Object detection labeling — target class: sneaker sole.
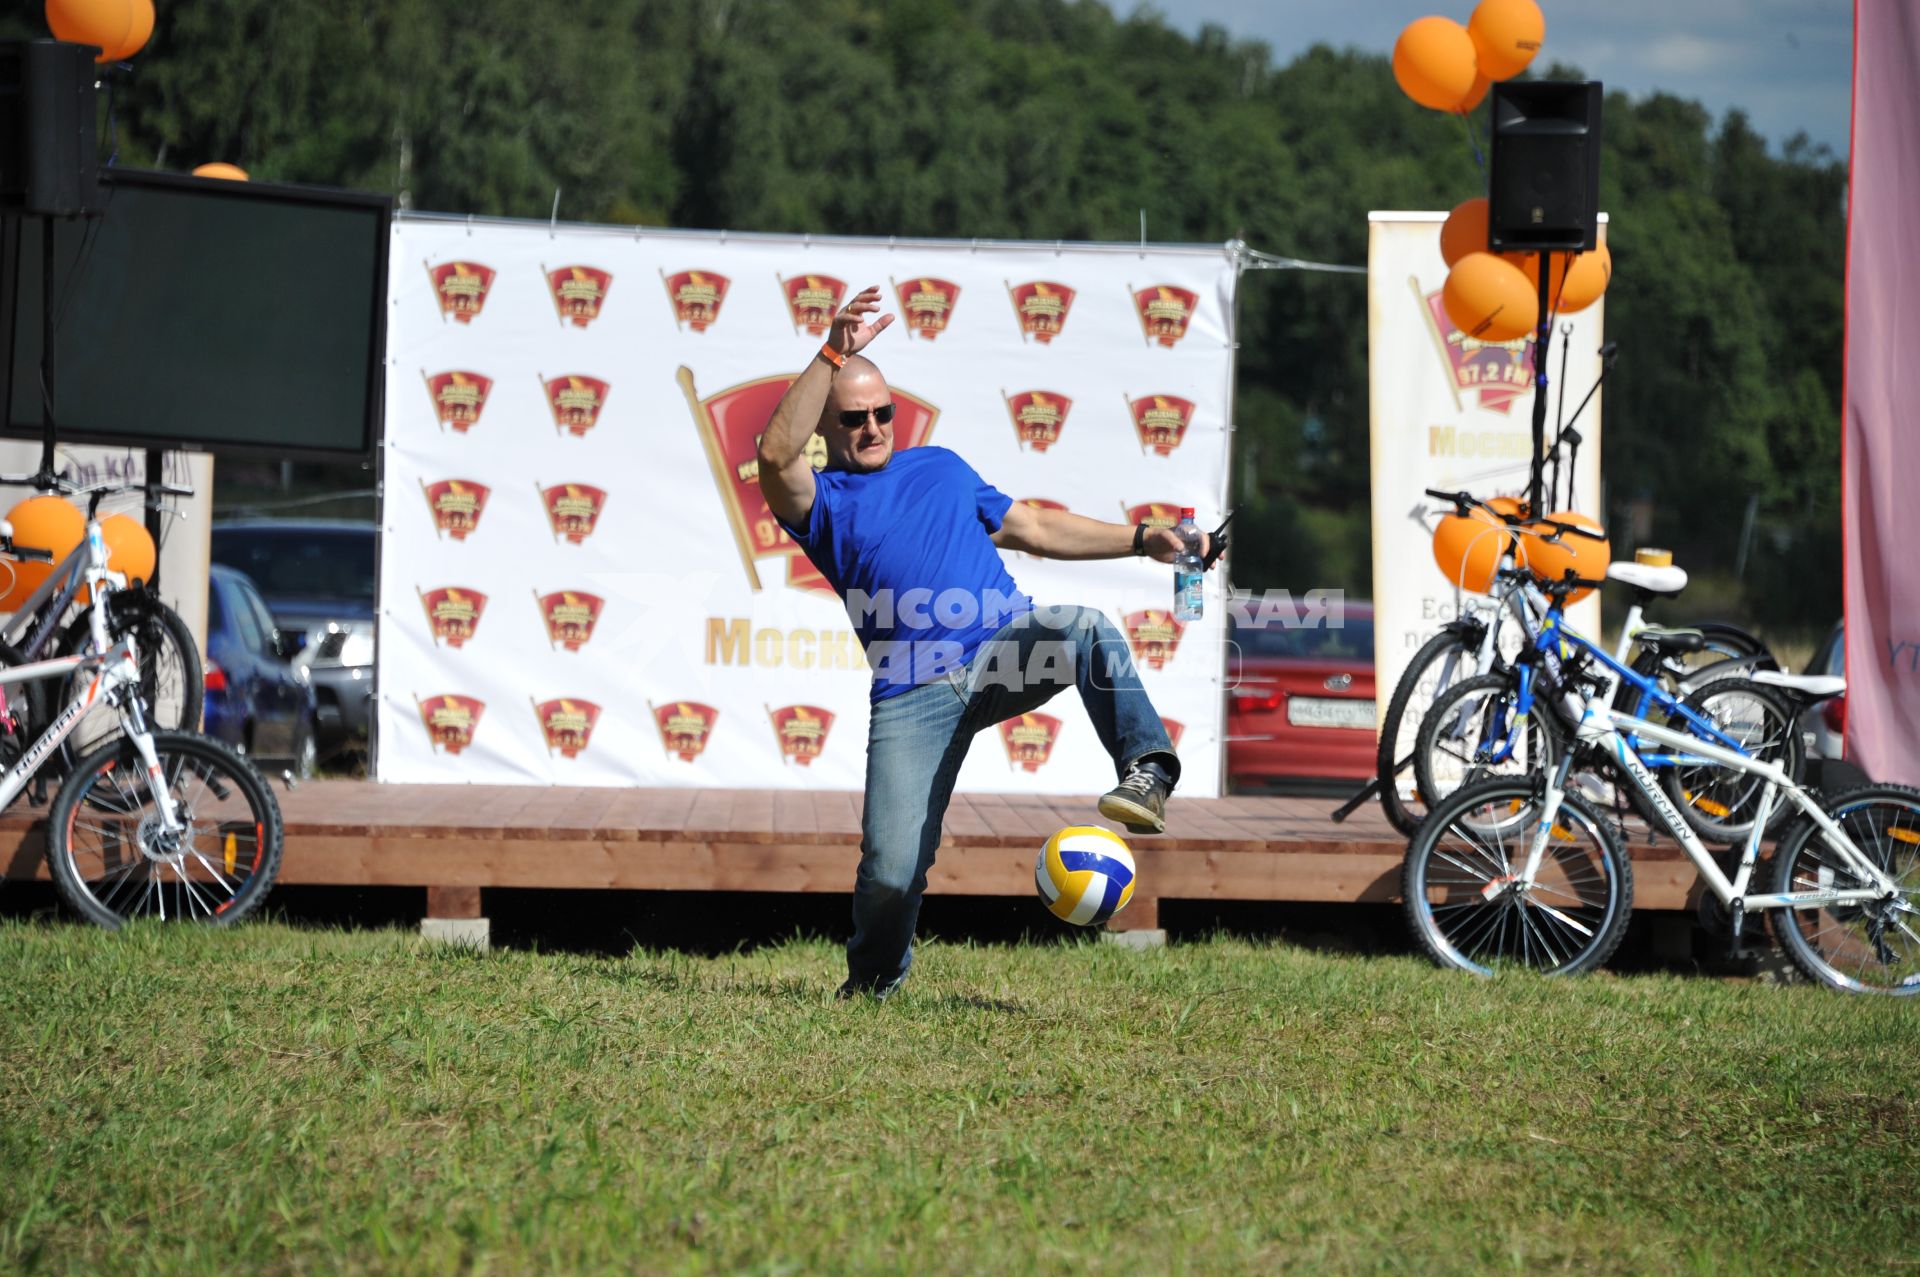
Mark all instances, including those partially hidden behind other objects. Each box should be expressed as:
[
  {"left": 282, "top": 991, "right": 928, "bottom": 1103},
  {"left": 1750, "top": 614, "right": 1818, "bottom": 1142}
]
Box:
[{"left": 1098, "top": 792, "right": 1166, "bottom": 835}]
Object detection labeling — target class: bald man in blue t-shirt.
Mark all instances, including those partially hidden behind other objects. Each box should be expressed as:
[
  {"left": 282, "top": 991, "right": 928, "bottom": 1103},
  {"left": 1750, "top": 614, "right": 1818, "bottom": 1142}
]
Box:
[{"left": 760, "top": 285, "right": 1214, "bottom": 999}]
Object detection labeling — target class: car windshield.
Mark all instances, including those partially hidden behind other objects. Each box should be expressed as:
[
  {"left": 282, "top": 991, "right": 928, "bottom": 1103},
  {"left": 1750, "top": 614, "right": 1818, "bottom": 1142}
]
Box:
[
  {"left": 211, "top": 530, "right": 375, "bottom": 607},
  {"left": 1230, "top": 619, "right": 1373, "bottom": 660}
]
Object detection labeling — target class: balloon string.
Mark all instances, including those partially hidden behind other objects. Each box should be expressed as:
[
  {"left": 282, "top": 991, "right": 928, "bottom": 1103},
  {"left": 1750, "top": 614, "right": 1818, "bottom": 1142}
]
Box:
[{"left": 1457, "top": 111, "right": 1487, "bottom": 180}]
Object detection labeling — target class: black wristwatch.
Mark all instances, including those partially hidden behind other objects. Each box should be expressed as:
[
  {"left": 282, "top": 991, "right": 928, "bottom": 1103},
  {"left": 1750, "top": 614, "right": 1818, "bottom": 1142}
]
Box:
[{"left": 1131, "top": 523, "right": 1148, "bottom": 556}]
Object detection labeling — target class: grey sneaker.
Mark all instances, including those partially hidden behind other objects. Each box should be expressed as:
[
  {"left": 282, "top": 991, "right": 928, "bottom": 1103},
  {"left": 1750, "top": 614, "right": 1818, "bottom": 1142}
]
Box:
[
  {"left": 836, "top": 975, "right": 904, "bottom": 1002},
  {"left": 1099, "top": 765, "right": 1170, "bottom": 835}
]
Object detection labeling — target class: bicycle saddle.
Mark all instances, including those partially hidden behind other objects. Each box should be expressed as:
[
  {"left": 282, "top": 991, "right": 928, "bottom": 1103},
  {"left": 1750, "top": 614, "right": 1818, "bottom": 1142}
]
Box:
[
  {"left": 1606, "top": 560, "right": 1688, "bottom": 596},
  {"left": 1636, "top": 627, "right": 1707, "bottom": 654},
  {"left": 1753, "top": 670, "right": 1846, "bottom": 699}
]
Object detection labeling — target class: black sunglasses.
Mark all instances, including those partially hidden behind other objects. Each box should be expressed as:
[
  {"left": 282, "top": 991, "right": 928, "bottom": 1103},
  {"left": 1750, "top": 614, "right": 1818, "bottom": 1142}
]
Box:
[{"left": 836, "top": 403, "right": 896, "bottom": 429}]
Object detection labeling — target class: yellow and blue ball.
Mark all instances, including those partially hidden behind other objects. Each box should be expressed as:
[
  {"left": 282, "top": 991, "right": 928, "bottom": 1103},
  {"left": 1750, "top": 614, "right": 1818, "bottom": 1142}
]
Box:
[{"left": 1036, "top": 825, "right": 1136, "bottom": 926}]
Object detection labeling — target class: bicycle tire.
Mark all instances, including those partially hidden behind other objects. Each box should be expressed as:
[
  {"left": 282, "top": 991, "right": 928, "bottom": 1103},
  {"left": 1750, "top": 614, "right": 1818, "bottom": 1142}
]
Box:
[
  {"left": 1376, "top": 626, "right": 1479, "bottom": 836},
  {"left": 1769, "top": 784, "right": 1920, "bottom": 995},
  {"left": 46, "top": 730, "right": 283, "bottom": 929},
  {"left": 1659, "top": 677, "right": 1804, "bottom": 844},
  {"left": 1402, "top": 777, "right": 1633, "bottom": 977},
  {"left": 57, "top": 588, "right": 205, "bottom": 770},
  {"left": 1413, "top": 670, "right": 1563, "bottom": 815}
]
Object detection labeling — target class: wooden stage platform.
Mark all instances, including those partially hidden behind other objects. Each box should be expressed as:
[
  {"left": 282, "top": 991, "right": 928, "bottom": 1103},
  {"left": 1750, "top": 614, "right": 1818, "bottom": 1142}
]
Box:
[{"left": 0, "top": 781, "right": 1705, "bottom": 930}]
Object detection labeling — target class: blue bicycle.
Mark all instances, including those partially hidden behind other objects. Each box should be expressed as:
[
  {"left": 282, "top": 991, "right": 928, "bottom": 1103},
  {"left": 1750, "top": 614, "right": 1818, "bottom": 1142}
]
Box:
[{"left": 1413, "top": 565, "right": 1803, "bottom": 846}]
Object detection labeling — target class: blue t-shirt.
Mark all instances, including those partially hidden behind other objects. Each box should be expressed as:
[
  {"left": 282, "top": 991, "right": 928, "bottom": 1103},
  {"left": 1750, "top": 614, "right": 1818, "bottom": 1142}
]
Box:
[{"left": 777, "top": 446, "right": 1033, "bottom": 701}]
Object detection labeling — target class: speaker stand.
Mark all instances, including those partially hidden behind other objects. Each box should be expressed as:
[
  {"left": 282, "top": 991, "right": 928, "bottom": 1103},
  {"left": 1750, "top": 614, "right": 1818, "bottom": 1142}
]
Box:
[{"left": 1527, "top": 250, "right": 1552, "bottom": 516}]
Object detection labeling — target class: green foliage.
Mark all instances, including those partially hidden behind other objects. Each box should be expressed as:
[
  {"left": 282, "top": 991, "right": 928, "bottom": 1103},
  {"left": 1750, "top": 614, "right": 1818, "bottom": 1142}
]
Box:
[
  {"left": 2, "top": 923, "right": 1916, "bottom": 1274},
  {"left": 3, "top": 3, "right": 1845, "bottom": 623}
]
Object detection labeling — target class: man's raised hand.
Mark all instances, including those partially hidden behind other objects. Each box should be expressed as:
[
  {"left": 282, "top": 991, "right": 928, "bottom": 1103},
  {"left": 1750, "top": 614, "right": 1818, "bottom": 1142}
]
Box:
[{"left": 829, "top": 285, "right": 896, "bottom": 356}]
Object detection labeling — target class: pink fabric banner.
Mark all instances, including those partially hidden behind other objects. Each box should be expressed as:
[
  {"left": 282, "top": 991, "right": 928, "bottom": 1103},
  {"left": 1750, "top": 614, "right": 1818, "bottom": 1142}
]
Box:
[{"left": 1842, "top": 0, "right": 1920, "bottom": 784}]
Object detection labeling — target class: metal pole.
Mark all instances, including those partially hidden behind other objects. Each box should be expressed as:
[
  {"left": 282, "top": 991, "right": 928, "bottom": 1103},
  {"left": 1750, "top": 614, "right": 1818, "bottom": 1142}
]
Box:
[
  {"left": 144, "top": 446, "right": 165, "bottom": 592},
  {"left": 1528, "top": 250, "right": 1552, "bottom": 516},
  {"left": 38, "top": 216, "right": 55, "bottom": 481}
]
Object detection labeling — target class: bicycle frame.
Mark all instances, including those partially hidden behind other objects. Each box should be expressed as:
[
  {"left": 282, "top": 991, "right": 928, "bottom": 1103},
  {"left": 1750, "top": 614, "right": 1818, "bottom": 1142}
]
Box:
[
  {"left": 1, "top": 516, "right": 125, "bottom": 660},
  {"left": 1515, "top": 698, "right": 1897, "bottom": 914}
]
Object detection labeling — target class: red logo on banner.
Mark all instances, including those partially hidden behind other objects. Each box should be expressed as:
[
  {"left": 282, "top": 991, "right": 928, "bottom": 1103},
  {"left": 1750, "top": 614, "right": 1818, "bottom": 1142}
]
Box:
[
  {"left": 1131, "top": 283, "right": 1198, "bottom": 348},
  {"left": 421, "top": 479, "right": 490, "bottom": 540},
  {"left": 653, "top": 701, "right": 719, "bottom": 763},
  {"left": 417, "top": 694, "right": 485, "bottom": 754},
  {"left": 780, "top": 273, "right": 848, "bottom": 337},
  {"left": 418, "top": 586, "right": 487, "bottom": 648},
  {"left": 1420, "top": 287, "right": 1533, "bottom": 414},
  {"left": 535, "top": 590, "right": 605, "bottom": 651},
  {"left": 534, "top": 697, "right": 601, "bottom": 759},
  {"left": 545, "top": 264, "right": 614, "bottom": 328},
  {"left": 1123, "top": 609, "right": 1186, "bottom": 670},
  {"left": 1122, "top": 501, "right": 1183, "bottom": 532},
  {"left": 678, "top": 367, "right": 940, "bottom": 594},
  {"left": 892, "top": 277, "right": 961, "bottom": 340},
  {"left": 1003, "top": 390, "right": 1073, "bottom": 452},
  {"left": 541, "top": 373, "right": 611, "bottom": 437},
  {"left": 1127, "top": 393, "right": 1196, "bottom": 457},
  {"left": 769, "top": 704, "right": 836, "bottom": 766},
  {"left": 425, "top": 261, "right": 495, "bottom": 324},
  {"left": 998, "top": 712, "right": 1063, "bottom": 773},
  {"left": 537, "top": 482, "right": 608, "bottom": 544},
  {"left": 422, "top": 370, "right": 494, "bottom": 434},
  {"left": 1006, "top": 280, "right": 1077, "bottom": 343},
  {"left": 1161, "top": 717, "right": 1185, "bottom": 751},
  {"left": 662, "top": 269, "right": 730, "bottom": 331}
]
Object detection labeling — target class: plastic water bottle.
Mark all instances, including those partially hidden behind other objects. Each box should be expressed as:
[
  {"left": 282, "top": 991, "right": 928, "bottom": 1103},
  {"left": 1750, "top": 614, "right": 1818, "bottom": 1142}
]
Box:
[{"left": 1173, "top": 507, "right": 1204, "bottom": 621}]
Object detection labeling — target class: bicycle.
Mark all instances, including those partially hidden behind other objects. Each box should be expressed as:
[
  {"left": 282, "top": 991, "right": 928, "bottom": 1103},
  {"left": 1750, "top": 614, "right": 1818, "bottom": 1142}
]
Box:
[
  {"left": 0, "top": 514, "right": 282, "bottom": 927},
  {"left": 0, "top": 472, "right": 204, "bottom": 773},
  {"left": 1402, "top": 577, "right": 1917, "bottom": 995},
  {"left": 1412, "top": 563, "right": 1803, "bottom": 844},
  {"left": 1355, "top": 490, "right": 1775, "bottom": 835}
]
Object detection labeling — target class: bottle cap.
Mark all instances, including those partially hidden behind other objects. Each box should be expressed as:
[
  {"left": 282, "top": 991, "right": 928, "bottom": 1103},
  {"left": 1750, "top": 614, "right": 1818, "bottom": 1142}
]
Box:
[
  {"left": 1634, "top": 547, "right": 1673, "bottom": 567},
  {"left": 1179, "top": 507, "right": 1195, "bottom": 519}
]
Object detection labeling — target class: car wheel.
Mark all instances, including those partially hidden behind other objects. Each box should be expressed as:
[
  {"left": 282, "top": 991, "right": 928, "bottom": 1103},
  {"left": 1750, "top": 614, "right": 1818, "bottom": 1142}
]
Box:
[{"left": 294, "top": 717, "right": 319, "bottom": 781}]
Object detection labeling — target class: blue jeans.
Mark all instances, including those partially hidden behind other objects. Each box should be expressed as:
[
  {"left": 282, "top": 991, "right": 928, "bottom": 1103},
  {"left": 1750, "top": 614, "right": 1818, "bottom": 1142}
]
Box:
[{"left": 846, "top": 604, "right": 1178, "bottom": 991}]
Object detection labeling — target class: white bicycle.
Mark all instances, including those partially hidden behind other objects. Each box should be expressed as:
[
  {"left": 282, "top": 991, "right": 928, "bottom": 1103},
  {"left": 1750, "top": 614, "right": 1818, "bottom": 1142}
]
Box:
[
  {"left": 1403, "top": 579, "right": 1918, "bottom": 994},
  {"left": 0, "top": 501, "right": 283, "bottom": 928}
]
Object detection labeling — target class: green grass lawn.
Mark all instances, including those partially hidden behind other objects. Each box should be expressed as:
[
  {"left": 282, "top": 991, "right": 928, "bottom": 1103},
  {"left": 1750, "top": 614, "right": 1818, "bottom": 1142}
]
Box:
[{"left": 1, "top": 923, "right": 1914, "bottom": 1276}]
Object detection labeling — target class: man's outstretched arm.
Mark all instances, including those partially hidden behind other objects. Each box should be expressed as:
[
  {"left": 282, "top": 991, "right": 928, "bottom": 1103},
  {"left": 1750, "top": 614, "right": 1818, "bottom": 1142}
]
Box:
[
  {"left": 757, "top": 285, "right": 893, "bottom": 528},
  {"left": 993, "top": 503, "right": 1211, "bottom": 563}
]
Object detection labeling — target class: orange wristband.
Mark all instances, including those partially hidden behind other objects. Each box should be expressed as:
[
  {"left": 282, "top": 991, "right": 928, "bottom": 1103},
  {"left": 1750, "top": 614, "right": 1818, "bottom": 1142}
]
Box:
[{"left": 817, "top": 344, "right": 845, "bottom": 370}]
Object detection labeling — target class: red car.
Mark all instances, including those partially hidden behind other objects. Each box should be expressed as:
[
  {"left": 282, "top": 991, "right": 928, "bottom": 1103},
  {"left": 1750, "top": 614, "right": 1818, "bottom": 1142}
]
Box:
[{"left": 1226, "top": 599, "right": 1376, "bottom": 789}]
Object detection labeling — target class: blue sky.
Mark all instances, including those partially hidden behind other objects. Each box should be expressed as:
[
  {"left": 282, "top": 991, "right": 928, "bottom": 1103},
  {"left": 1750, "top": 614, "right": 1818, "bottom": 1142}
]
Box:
[{"left": 1135, "top": 0, "right": 1853, "bottom": 157}]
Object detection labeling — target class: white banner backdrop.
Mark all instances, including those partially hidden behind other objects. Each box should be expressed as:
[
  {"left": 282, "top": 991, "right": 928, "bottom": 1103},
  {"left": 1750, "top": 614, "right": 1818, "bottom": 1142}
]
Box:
[
  {"left": 1367, "top": 212, "right": 1606, "bottom": 712},
  {"left": 378, "top": 215, "right": 1237, "bottom": 794}
]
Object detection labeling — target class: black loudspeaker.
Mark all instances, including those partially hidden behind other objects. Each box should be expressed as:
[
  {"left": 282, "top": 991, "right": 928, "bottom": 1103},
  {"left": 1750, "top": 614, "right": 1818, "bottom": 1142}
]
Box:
[
  {"left": 0, "top": 41, "right": 100, "bottom": 216},
  {"left": 1488, "top": 80, "right": 1602, "bottom": 253}
]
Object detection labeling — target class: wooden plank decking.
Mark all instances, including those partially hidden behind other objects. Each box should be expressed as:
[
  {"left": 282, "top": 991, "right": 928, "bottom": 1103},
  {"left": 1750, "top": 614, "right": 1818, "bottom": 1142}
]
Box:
[{"left": 0, "top": 781, "right": 1707, "bottom": 924}]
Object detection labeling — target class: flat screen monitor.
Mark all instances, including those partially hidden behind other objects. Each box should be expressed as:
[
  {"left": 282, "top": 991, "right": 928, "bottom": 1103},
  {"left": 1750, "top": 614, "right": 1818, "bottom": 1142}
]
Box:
[{"left": 3, "top": 168, "right": 391, "bottom": 456}]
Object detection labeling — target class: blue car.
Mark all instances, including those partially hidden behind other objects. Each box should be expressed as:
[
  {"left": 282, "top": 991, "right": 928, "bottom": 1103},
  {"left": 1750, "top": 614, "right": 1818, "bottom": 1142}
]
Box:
[{"left": 205, "top": 564, "right": 320, "bottom": 779}]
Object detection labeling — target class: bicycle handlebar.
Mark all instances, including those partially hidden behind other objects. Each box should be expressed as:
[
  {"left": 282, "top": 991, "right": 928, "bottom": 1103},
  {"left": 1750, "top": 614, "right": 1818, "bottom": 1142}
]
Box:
[{"left": 1423, "top": 488, "right": 1605, "bottom": 542}]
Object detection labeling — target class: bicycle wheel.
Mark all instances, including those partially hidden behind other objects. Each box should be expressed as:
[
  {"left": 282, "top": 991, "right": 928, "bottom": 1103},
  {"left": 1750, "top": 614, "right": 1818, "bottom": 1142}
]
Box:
[
  {"left": 1403, "top": 778, "right": 1633, "bottom": 977},
  {"left": 1770, "top": 785, "right": 1920, "bottom": 995},
  {"left": 1376, "top": 625, "right": 1481, "bottom": 836},
  {"left": 58, "top": 588, "right": 205, "bottom": 767},
  {"left": 1413, "top": 671, "right": 1561, "bottom": 815},
  {"left": 1660, "top": 678, "right": 1804, "bottom": 844},
  {"left": 46, "top": 730, "right": 283, "bottom": 929}
]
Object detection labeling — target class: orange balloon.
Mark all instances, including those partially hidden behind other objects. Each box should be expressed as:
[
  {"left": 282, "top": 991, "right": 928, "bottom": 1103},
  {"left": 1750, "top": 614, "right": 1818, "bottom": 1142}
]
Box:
[
  {"left": 1433, "top": 507, "right": 1519, "bottom": 594},
  {"left": 45, "top": 0, "right": 133, "bottom": 63},
  {"left": 1523, "top": 512, "right": 1610, "bottom": 604},
  {"left": 192, "top": 163, "right": 250, "bottom": 181},
  {"left": 1458, "top": 73, "right": 1491, "bottom": 112},
  {"left": 1443, "top": 252, "right": 1538, "bottom": 343},
  {"left": 1486, "top": 495, "right": 1531, "bottom": 522},
  {"left": 1393, "top": 17, "right": 1479, "bottom": 113},
  {"left": 2, "top": 495, "right": 85, "bottom": 612},
  {"left": 103, "top": 0, "right": 153, "bottom": 60},
  {"left": 78, "top": 513, "right": 157, "bottom": 602},
  {"left": 1439, "top": 198, "right": 1489, "bottom": 267},
  {"left": 1520, "top": 243, "right": 1613, "bottom": 314},
  {"left": 1468, "top": 0, "right": 1545, "bottom": 81}
]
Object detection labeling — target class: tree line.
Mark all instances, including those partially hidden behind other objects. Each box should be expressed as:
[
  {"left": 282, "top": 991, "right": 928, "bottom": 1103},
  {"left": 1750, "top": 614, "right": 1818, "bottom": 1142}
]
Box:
[{"left": 1, "top": 0, "right": 1847, "bottom": 624}]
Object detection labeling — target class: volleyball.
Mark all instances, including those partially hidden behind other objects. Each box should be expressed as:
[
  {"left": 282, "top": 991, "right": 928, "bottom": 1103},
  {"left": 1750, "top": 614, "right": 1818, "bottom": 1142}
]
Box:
[{"left": 1035, "top": 825, "right": 1136, "bottom": 926}]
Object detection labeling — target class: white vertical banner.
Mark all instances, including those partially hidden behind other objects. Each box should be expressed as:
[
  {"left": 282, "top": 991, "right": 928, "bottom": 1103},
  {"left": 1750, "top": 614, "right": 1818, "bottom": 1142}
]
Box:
[
  {"left": 377, "top": 216, "right": 1237, "bottom": 794},
  {"left": 1366, "top": 212, "right": 1606, "bottom": 709}
]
